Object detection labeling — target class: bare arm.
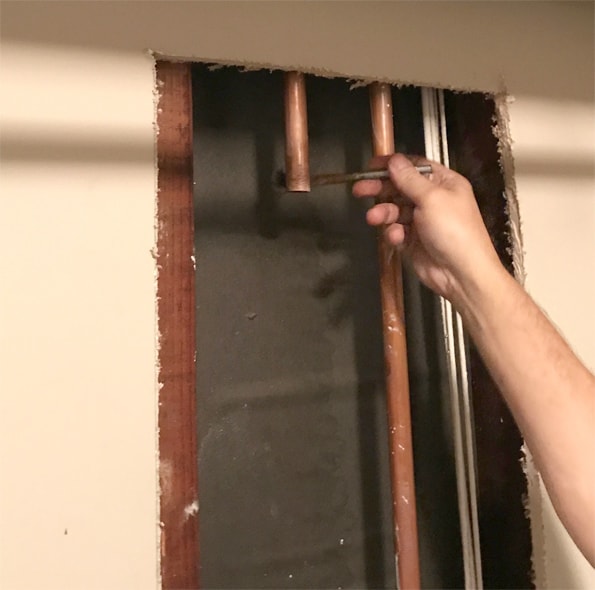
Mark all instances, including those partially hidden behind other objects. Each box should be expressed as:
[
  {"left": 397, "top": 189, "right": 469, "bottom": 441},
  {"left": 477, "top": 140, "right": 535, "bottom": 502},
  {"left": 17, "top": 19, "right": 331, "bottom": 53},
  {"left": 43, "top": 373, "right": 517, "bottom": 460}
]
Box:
[{"left": 354, "top": 154, "right": 595, "bottom": 565}]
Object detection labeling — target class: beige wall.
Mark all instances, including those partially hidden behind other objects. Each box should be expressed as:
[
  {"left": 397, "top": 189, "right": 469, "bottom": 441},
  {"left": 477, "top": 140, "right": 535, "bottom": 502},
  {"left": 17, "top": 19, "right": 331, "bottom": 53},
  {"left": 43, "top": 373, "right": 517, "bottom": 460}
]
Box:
[
  {"left": 0, "top": 43, "right": 159, "bottom": 590},
  {"left": 507, "top": 95, "right": 595, "bottom": 588},
  {"left": 1, "top": 2, "right": 593, "bottom": 589}
]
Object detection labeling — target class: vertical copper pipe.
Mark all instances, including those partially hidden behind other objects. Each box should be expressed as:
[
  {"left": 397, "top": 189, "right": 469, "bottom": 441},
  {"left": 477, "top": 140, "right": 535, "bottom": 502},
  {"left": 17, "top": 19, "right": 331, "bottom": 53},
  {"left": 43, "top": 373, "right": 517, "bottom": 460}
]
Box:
[
  {"left": 369, "top": 82, "right": 420, "bottom": 589},
  {"left": 284, "top": 71, "right": 310, "bottom": 191}
]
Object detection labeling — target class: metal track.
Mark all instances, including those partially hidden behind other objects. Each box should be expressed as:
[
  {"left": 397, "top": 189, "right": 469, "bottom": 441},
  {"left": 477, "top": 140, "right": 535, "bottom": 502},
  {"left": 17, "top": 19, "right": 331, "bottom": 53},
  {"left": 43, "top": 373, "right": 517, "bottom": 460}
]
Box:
[{"left": 421, "top": 87, "right": 484, "bottom": 590}]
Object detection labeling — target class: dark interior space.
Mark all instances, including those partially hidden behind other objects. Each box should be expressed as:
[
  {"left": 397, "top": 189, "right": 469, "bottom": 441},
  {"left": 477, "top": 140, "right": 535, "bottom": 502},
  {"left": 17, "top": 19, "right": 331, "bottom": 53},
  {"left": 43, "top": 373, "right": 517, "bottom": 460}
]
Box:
[
  {"left": 445, "top": 93, "right": 534, "bottom": 589},
  {"left": 191, "top": 65, "right": 512, "bottom": 589}
]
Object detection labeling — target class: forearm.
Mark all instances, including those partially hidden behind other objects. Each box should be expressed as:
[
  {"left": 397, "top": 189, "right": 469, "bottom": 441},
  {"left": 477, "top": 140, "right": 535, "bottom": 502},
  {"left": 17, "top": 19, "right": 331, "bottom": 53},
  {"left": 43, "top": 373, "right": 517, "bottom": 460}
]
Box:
[
  {"left": 354, "top": 154, "right": 595, "bottom": 562},
  {"left": 454, "top": 265, "right": 595, "bottom": 565}
]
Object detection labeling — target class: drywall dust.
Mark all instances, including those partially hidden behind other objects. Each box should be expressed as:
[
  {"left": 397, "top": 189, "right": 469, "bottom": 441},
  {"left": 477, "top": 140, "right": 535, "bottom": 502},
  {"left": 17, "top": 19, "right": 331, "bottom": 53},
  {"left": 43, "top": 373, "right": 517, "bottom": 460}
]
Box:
[
  {"left": 183, "top": 500, "right": 199, "bottom": 521},
  {"left": 158, "top": 458, "right": 174, "bottom": 505},
  {"left": 492, "top": 93, "right": 526, "bottom": 285}
]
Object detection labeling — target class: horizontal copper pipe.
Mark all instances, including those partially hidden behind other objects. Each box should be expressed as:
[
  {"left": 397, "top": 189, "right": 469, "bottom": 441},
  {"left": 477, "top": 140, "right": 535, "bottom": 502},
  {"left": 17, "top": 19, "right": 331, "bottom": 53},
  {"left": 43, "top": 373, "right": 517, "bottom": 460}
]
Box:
[
  {"left": 283, "top": 71, "right": 310, "bottom": 192},
  {"left": 369, "top": 81, "right": 421, "bottom": 590}
]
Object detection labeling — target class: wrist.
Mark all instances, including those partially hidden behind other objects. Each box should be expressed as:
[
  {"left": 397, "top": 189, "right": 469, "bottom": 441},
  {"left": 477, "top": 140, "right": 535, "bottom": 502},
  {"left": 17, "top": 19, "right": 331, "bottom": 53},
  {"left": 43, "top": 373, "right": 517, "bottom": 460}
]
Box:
[{"left": 449, "top": 258, "right": 513, "bottom": 325}]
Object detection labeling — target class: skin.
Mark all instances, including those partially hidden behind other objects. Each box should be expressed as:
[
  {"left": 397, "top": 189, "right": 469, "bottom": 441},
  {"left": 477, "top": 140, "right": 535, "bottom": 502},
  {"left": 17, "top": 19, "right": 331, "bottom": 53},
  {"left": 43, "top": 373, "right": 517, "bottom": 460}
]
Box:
[{"left": 353, "top": 153, "right": 595, "bottom": 566}]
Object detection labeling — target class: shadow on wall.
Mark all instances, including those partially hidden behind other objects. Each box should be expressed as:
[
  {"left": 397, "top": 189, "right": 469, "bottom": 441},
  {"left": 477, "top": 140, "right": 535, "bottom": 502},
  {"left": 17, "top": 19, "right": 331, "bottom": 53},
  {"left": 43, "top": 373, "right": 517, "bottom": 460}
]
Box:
[{"left": 0, "top": 132, "right": 153, "bottom": 163}]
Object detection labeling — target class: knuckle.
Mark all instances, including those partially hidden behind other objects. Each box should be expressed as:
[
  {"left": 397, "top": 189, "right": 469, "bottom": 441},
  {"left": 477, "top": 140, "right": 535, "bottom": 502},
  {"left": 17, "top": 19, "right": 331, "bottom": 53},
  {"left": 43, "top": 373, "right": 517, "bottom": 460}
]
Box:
[{"left": 459, "top": 177, "right": 473, "bottom": 192}]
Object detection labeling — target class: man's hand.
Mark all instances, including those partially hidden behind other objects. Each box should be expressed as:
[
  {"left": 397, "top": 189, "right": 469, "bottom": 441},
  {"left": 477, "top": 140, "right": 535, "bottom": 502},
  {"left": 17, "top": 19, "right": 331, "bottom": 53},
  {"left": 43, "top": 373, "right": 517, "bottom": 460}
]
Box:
[
  {"left": 353, "top": 153, "right": 504, "bottom": 307},
  {"left": 354, "top": 153, "right": 595, "bottom": 566}
]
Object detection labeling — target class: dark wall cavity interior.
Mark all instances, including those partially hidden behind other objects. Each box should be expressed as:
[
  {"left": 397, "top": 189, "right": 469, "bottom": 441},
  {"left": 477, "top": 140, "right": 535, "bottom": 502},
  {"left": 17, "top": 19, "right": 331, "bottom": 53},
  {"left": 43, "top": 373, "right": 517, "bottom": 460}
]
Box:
[
  {"left": 191, "top": 65, "right": 506, "bottom": 589},
  {"left": 445, "top": 93, "right": 533, "bottom": 589}
]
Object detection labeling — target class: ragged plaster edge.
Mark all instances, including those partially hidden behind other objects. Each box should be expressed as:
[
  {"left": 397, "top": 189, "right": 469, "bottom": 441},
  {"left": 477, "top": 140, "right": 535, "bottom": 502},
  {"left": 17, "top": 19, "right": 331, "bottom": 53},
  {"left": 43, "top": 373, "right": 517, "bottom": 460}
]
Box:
[
  {"left": 522, "top": 445, "right": 547, "bottom": 589},
  {"left": 492, "top": 93, "right": 525, "bottom": 286},
  {"left": 150, "top": 50, "right": 163, "bottom": 590},
  {"left": 493, "top": 91, "right": 547, "bottom": 589},
  {"left": 151, "top": 51, "right": 494, "bottom": 95}
]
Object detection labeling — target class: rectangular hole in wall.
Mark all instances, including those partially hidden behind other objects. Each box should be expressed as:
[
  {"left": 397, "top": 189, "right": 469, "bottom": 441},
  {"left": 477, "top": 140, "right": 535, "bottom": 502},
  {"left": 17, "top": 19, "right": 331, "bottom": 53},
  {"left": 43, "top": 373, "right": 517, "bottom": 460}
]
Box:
[
  {"left": 191, "top": 64, "right": 465, "bottom": 589},
  {"left": 188, "top": 64, "right": 532, "bottom": 589}
]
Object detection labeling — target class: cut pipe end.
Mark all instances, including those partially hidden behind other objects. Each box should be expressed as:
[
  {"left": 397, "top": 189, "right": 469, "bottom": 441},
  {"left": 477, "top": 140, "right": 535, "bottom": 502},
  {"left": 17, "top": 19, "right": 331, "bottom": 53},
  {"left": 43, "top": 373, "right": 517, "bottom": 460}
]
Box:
[
  {"left": 284, "top": 175, "right": 311, "bottom": 192},
  {"left": 272, "top": 170, "right": 310, "bottom": 193},
  {"left": 284, "top": 71, "right": 310, "bottom": 192}
]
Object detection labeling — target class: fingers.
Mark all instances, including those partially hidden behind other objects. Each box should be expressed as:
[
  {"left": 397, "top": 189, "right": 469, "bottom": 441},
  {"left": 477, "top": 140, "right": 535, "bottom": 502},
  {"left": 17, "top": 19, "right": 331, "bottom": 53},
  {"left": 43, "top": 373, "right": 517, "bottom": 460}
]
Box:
[
  {"left": 385, "top": 223, "right": 406, "bottom": 247},
  {"left": 387, "top": 154, "right": 436, "bottom": 205},
  {"left": 352, "top": 156, "right": 394, "bottom": 198},
  {"left": 367, "top": 155, "right": 392, "bottom": 170},
  {"left": 389, "top": 153, "right": 469, "bottom": 198},
  {"left": 354, "top": 152, "right": 473, "bottom": 217},
  {"left": 353, "top": 153, "right": 447, "bottom": 202},
  {"left": 366, "top": 203, "right": 413, "bottom": 226},
  {"left": 353, "top": 179, "right": 409, "bottom": 209},
  {"left": 352, "top": 178, "right": 382, "bottom": 198},
  {"left": 353, "top": 154, "right": 398, "bottom": 198}
]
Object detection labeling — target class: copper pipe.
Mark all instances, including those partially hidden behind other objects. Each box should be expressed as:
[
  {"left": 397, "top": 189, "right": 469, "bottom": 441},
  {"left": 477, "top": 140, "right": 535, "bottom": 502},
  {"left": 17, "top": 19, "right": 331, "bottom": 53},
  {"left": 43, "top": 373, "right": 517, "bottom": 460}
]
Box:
[
  {"left": 283, "top": 71, "right": 310, "bottom": 192},
  {"left": 369, "top": 82, "right": 420, "bottom": 589}
]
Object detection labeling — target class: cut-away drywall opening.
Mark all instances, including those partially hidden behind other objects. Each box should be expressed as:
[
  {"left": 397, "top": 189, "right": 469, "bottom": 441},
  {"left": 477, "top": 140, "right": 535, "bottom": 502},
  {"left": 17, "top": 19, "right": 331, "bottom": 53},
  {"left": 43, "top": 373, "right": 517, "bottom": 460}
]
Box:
[
  {"left": 156, "top": 60, "right": 533, "bottom": 589},
  {"left": 192, "top": 65, "right": 465, "bottom": 590}
]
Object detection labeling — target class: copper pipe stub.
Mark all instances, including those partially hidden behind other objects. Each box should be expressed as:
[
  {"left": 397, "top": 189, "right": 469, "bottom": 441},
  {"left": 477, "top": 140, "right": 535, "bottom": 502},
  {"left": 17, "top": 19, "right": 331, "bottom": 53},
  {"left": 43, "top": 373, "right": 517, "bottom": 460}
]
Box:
[
  {"left": 369, "top": 82, "right": 396, "bottom": 156},
  {"left": 283, "top": 71, "right": 310, "bottom": 192}
]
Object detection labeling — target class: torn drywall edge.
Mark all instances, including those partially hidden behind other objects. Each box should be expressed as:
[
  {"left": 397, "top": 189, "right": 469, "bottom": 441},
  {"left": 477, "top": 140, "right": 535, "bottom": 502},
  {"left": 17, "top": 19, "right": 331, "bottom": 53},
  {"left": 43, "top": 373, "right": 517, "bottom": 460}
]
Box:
[
  {"left": 150, "top": 51, "right": 496, "bottom": 96},
  {"left": 492, "top": 93, "right": 525, "bottom": 285},
  {"left": 152, "top": 54, "right": 539, "bottom": 586},
  {"left": 151, "top": 51, "right": 163, "bottom": 590},
  {"left": 493, "top": 91, "right": 546, "bottom": 589},
  {"left": 522, "top": 444, "right": 547, "bottom": 589}
]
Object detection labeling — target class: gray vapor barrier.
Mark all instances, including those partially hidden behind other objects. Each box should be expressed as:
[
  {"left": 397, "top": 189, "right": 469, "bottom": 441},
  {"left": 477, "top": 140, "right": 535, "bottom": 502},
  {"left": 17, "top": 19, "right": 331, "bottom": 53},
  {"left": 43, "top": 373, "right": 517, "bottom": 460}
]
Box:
[{"left": 192, "top": 65, "right": 463, "bottom": 589}]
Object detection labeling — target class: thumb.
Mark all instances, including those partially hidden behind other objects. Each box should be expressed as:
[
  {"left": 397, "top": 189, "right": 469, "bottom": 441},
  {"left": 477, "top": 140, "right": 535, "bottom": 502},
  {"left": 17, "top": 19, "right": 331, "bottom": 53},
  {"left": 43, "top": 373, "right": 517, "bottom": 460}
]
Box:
[{"left": 388, "top": 154, "right": 434, "bottom": 206}]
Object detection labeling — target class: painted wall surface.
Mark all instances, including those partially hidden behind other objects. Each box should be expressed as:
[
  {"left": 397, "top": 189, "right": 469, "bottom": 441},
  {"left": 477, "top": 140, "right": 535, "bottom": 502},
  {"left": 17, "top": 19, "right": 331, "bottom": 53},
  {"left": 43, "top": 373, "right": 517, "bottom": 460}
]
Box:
[
  {"left": 0, "top": 2, "right": 593, "bottom": 589},
  {"left": 507, "top": 96, "right": 595, "bottom": 589},
  {"left": 0, "top": 43, "right": 159, "bottom": 590}
]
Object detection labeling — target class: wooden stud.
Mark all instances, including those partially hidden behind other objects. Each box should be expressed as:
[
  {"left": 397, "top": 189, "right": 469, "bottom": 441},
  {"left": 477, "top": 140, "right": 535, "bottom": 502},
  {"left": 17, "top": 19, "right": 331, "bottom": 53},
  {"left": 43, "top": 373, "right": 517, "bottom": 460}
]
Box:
[
  {"left": 284, "top": 71, "right": 311, "bottom": 192},
  {"left": 156, "top": 60, "right": 199, "bottom": 590},
  {"left": 369, "top": 82, "right": 421, "bottom": 590}
]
